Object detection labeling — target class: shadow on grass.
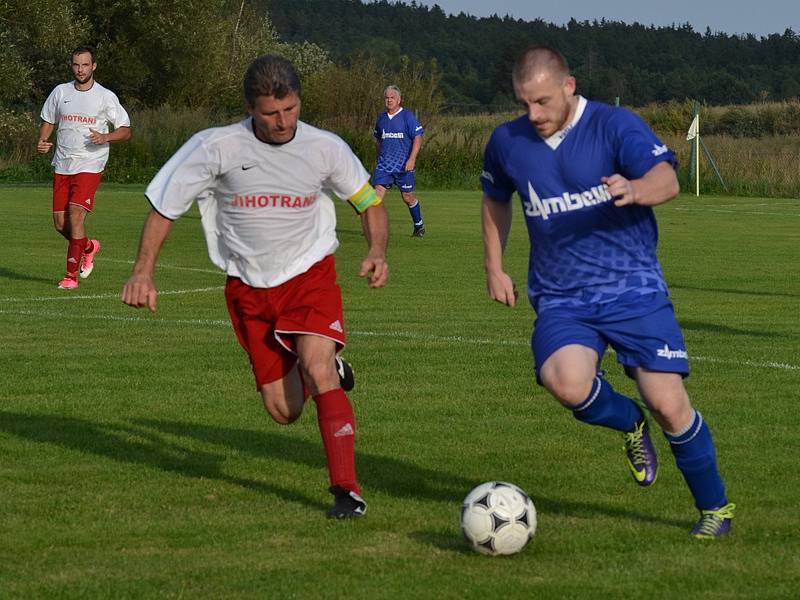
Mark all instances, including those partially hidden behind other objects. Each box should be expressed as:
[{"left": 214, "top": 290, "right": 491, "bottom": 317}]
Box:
[
  {"left": 0, "top": 411, "right": 325, "bottom": 512},
  {"left": 0, "top": 411, "right": 688, "bottom": 532},
  {"left": 410, "top": 529, "right": 474, "bottom": 556},
  {"left": 671, "top": 283, "right": 796, "bottom": 300},
  {"left": 134, "top": 417, "right": 475, "bottom": 504},
  {"left": 680, "top": 318, "right": 787, "bottom": 338},
  {"left": 0, "top": 266, "right": 53, "bottom": 285},
  {"left": 411, "top": 492, "right": 688, "bottom": 555}
]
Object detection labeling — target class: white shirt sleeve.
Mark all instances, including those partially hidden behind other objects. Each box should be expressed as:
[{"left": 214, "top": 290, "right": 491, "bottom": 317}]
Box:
[
  {"left": 145, "top": 130, "right": 219, "bottom": 220},
  {"left": 325, "top": 138, "right": 371, "bottom": 200},
  {"left": 40, "top": 87, "right": 60, "bottom": 124},
  {"left": 104, "top": 91, "right": 131, "bottom": 129}
]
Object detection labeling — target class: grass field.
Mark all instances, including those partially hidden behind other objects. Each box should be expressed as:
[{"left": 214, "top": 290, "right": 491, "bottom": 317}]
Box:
[{"left": 1, "top": 185, "right": 799, "bottom": 598}]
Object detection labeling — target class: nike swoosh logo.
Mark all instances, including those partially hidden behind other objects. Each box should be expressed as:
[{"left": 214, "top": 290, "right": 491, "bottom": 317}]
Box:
[
  {"left": 242, "top": 163, "right": 257, "bottom": 170},
  {"left": 631, "top": 465, "right": 647, "bottom": 482},
  {"left": 64, "top": 100, "right": 72, "bottom": 103}
]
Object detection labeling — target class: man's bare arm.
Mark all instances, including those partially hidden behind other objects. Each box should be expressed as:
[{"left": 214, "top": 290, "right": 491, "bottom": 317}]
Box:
[{"left": 120, "top": 208, "right": 174, "bottom": 312}]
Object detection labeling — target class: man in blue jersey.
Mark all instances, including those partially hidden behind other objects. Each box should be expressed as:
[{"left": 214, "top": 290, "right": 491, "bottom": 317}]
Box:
[
  {"left": 481, "top": 45, "right": 734, "bottom": 539},
  {"left": 373, "top": 85, "right": 426, "bottom": 237}
]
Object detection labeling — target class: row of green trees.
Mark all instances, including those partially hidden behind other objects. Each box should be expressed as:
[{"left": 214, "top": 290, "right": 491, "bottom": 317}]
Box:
[
  {"left": 0, "top": 0, "right": 442, "bottom": 173},
  {"left": 0, "top": 0, "right": 333, "bottom": 110},
  {"left": 264, "top": 0, "right": 800, "bottom": 109}
]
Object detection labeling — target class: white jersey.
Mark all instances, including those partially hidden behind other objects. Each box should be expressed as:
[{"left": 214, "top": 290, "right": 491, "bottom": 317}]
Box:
[
  {"left": 40, "top": 81, "right": 130, "bottom": 175},
  {"left": 146, "top": 119, "right": 371, "bottom": 288}
]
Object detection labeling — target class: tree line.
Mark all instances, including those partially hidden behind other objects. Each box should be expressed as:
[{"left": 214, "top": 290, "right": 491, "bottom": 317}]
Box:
[
  {"left": 0, "top": 0, "right": 444, "bottom": 122},
  {"left": 263, "top": 0, "right": 800, "bottom": 110},
  {"left": 4, "top": 0, "right": 799, "bottom": 114}
]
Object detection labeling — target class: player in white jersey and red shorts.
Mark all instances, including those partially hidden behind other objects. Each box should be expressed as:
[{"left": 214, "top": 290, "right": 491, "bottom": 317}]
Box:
[
  {"left": 121, "top": 55, "right": 389, "bottom": 519},
  {"left": 38, "top": 45, "right": 131, "bottom": 289}
]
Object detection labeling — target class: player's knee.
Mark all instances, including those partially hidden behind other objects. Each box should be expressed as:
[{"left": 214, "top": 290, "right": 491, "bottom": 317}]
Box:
[
  {"left": 299, "top": 359, "right": 337, "bottom": 394},
  {"left": 641, "top": 379, "right": 692, "bottom": 430},
  {"left": 261, "top": 389, "right": 303, "bottom": 425},
  {"left": 262, "top": 399, "right": 301, "bottom": 425},
  {"left": 539, "top": 358, "right": 595, "bottom": 407},
  {"left": 649, "top": 400, "right": 694, "bottom": 432},
  {"left": 541, "top": 372, "right": 594, "bottom": 407}
]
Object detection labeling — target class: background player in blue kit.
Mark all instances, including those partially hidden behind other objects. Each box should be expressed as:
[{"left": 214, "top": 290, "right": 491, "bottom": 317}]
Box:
[
  {"left": 480, "top": 45, "right": 735, "bottom": 538},
  {"left": 373, "top": 85, "right": 426, "bottom": 237}
]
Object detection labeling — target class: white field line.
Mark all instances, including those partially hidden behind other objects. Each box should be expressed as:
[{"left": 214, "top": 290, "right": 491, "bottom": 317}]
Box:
[
  {"left": 100, "top": 257, "right": 223, "bottom": 275},
  {"left": 671, "top": 207, "right": 800, "bottom": 217},
  {"left": 1, "top": 303, "right": 797, "bottom": 372},
  {"left": 0, "top": 286, "right": 225, "bottom": 303}
]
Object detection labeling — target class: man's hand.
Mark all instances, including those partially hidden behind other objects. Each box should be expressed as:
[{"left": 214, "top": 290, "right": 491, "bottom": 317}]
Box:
[
  {"left": 603, "top": 163, "right": 679, "bottom": 208},
  {"left": 359, "top": 256, "right": 388, "bottom": 288},
  {"left": 404, "top": 157, "right": 416, "bottom": 172},
  {"left": 486, "top": 269, "right": 518, "bottom": 307},
  {"left": 88, "top": 128, "right": 108, "bottom": 145},
  {"left": 602, "top": 173, "right": 638, "bottom": 207},
  {"left": 121, "top": 274, "right": 158, "bottom": 312},
  {"left": 37, "top": 139, "right": 53, "bottom": 154}
]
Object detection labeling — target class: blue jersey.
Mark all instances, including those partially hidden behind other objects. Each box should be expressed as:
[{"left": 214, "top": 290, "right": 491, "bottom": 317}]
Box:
[
  {"left": 481, "top": 98, "right": 678, "bottom": 314},
  {"left": 373, "top": 108, "right": 424, "bottom": 174}
]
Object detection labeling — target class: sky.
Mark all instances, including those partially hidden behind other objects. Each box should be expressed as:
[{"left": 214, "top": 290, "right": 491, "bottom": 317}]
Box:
[{"left": 414, "top": 0, "right": 798, "bottom": 38}]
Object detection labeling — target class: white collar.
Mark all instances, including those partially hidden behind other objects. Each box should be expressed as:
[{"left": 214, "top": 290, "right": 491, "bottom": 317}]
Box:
[{"left": 542, "top": 96, "right": 587, "bottom": 150}]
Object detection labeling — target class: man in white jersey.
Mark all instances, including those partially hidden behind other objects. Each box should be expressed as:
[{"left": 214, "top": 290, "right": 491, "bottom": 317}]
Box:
[
  {"left": 38, "top": 45, "right": 131, "bottom": 289},
  {"left": 121, "top": 55, "right": 389, "bottom": 519}
]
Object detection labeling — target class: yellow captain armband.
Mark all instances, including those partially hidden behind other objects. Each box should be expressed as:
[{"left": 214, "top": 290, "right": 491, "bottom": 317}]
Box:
[{"left": 347, "top": 182, "right": 382, "bottom": 215}]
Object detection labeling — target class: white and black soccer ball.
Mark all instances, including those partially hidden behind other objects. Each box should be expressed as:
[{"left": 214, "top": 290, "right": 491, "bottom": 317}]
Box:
[{"left": 460, "top": 481, "right": 537, "bottom": 556}]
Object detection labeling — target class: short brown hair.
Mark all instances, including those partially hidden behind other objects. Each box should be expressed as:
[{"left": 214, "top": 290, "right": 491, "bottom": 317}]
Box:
[
  {"left": 71, "top": 45, "right": 96, "bottom": 63},
  {"left": 512, "top": 45, "right": 570, "bottom": 86},
  {"left": 244, "top": 55, "right": 301, "bottom": 105}
]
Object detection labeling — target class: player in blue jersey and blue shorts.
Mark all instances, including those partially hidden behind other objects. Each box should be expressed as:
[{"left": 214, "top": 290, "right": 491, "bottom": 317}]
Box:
[
  {"left": 481, "top": 45, "right": 734, "bottom": 539},
  {"left": 373, "top": 85, "right": 426, "bottom": 237}
]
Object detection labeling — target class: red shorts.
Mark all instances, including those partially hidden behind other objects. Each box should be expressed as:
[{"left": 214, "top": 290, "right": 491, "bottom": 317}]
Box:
[
  {"left": 225, "top": 255, "right": 347, "bottom": 388},
  {"left": 53, "top": 172, "right": 103, "bottom": 212}
]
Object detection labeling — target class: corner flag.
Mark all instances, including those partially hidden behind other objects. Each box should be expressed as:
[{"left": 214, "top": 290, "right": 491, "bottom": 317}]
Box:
[{"left": 686, "top": 115, "right": 699, "bottom": 141}]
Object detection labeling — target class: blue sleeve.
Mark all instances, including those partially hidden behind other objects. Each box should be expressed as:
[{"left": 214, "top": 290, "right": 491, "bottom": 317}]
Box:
[
  {"left": 480, "top": 127, "right": 515, "bottom": 202},
  {"left": 613, "top": 109, "right": 677, "bottom": 179},
  {"left": 408, "top": 111, "right": 424, "bottom": 138}
]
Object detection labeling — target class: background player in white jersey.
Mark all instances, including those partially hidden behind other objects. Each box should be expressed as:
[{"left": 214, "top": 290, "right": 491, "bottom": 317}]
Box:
[
  {"left": 38, "top": 45, "right": 131, "bottom": 289},
  {"left": 481, "top": 45, "right": 734, "bottom": 538},
  {"left": 372, "top": 85, "right": 426, "bottom": 237},
  {"left": 121, "top": 55, "right": 389, "bottom": 519}
]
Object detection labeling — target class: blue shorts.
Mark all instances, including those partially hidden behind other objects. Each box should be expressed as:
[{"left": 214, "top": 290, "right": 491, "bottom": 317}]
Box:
[
  {"left": 372, "top": 168, "right": 415, "bottom": 192},
  {"left": 532, "top": 293, "right": 690, "bottom": 381}
]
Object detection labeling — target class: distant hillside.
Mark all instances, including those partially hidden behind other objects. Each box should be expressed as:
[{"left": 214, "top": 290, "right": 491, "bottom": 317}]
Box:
[{"left": 262, "top": 0, "right": 800, "bottom": 110}]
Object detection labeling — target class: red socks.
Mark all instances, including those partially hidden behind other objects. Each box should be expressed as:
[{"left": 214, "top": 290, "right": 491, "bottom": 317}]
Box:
[
  {"left": 66, "top": 237, "right": 87, "bottom": 278},
  {"left": 313, "top": 389, "right": 360, "bottom": 494}
]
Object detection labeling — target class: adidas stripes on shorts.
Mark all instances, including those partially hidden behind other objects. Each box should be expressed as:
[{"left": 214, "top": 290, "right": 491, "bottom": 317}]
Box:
[
  {"left": 53, "top": 172, "right": 103, "bottom": 212},
  {"left": 225, "top": 255, "right": 347, "bottom": 388}
]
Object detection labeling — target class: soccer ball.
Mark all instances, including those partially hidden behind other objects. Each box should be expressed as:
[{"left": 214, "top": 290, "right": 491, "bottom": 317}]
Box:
[{"left": 460, "top": 481, "right": 537, "bottom": 556}]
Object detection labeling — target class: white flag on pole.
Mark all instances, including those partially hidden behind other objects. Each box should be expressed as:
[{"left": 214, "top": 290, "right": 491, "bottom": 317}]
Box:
[{"left": 686, "top": 115, "right": 699, "bottom": 140}]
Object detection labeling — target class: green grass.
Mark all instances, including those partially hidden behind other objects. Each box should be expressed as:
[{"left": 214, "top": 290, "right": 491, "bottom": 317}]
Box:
[{"left": 1, "top": 186, "right": 799, "bottom": 598}]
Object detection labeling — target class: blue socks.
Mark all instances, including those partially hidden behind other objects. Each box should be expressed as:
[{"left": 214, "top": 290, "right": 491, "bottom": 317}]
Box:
[
  {"left": 408, "top": 200, "right": 423, "bottom": 226},
  {"left": 664, "top": 410, "right": 727, "bottom": 510},
  {"left": 571, "top": 378, "right": 727, "bottom": 510},
  {"left": 571, "top": 376, "right": 642, "bottom": 432}
]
